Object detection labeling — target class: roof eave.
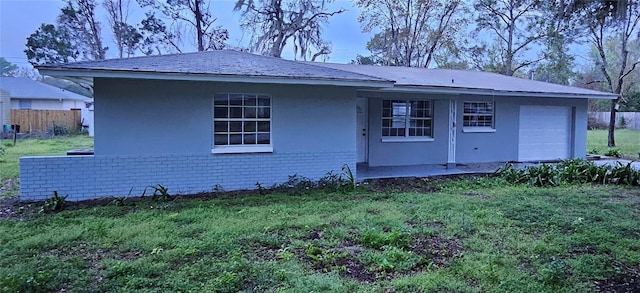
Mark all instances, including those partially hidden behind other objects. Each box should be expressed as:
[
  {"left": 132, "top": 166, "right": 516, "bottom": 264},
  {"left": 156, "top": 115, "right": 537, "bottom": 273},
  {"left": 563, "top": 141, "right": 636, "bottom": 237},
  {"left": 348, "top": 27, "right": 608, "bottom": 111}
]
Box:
[
  {"left": 363, "top": 85, "right": 618, "bottom": 100},
  {"left": 37, "top": 68, "right": 394, "bottom": 89}
]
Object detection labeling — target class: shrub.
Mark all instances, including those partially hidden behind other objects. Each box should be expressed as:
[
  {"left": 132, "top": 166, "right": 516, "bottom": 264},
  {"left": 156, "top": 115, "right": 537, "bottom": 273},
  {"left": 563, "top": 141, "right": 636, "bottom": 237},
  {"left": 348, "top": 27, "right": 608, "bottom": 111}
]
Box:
[
  {"left": 0, "top": 145, "right": 4, "bottom": 162},
  {"left": 48, "top": 124, "right": 69, "bottom": 136},
  {"left": 40, "top": 191, "right": 67, "bottom": 213},
  {"left": 149, "top": 184, "right": 172, "bottom": 201},
  {"left": 496, "top": 159, "right": 640, "bottom": 186},
  {"left": 317, "top": 164, "right": 357, "bottom": 193},
  {"left": 587, "top": 116, "right": 608, "bottom": 130},
  {"left": 274, "top": 174, "right": 315, "bottom": 195},
  {"left": 618, "top": 116, "right": 627, "bottom": 129},
  {"left": 604, "top": 148, "right": 623, "bottom": 158}
]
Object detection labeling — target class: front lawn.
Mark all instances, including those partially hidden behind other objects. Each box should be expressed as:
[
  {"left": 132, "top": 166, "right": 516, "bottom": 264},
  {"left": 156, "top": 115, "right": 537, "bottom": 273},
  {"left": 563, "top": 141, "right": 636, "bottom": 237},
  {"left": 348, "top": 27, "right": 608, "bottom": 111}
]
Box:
[
  {"left": 1, "top": 179, "right": 638, "bottom": 292},
  {"left": 587, "top": 129, "right": 640, "bottom": 159},
  {"left": 0, "top": 135, "right": 93, "bottom": 179}
]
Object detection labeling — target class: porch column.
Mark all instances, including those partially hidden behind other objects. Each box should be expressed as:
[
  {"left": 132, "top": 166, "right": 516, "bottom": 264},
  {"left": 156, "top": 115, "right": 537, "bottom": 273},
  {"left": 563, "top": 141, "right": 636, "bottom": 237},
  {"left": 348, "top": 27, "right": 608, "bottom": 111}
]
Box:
[{"left": 447, "top": 100, "right": 457, "bottom": 168}]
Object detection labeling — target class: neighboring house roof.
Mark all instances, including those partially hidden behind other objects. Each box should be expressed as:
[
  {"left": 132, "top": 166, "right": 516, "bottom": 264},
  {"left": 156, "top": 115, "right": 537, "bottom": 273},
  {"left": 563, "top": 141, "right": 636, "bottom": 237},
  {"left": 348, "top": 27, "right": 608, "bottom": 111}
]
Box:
[
  {"left": 0, "top": 77, "right": 88, "bottom": 100},
  {"left": 37, "top": 50, "right": 616, "bottom": 100},
  {"left": 307, "top": 63, "right": 618, "bottom": 99},
  {"left": 37, "top": 50, "right": 393, "bottom": 88}
]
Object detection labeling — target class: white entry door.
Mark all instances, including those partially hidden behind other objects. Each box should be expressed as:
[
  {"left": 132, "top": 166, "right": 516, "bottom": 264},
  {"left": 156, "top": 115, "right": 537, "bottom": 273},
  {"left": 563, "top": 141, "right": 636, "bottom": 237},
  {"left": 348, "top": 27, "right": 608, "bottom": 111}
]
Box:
[
  {"left": 518, "top": 105, "right": 571, "bottom": 162},
  {"left": 356, "top": 98, "right": 368, "bottom": 163}
]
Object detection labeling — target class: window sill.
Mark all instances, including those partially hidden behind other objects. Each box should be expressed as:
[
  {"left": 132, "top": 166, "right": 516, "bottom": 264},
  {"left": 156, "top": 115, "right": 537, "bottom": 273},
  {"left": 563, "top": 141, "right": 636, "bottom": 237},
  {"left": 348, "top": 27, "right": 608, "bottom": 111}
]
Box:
[
  {"left": 381, "top": 137, "right": 434, "bottom": 143},
  {"left": 211, "top": 145, "right": 273, "bottom": 154},
  {"left": 462, "top": 127, "right": 496, "bottom": 133}
]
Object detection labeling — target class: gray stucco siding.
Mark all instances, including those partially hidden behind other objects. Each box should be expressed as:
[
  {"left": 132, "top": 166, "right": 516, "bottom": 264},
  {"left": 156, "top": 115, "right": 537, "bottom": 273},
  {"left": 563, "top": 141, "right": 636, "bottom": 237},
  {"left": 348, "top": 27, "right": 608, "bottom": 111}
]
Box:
[
  {"left": 365, "top": 94, "right": 450, "bottom": 167},
  {"left": 362, "top": 92, "right": 589, "bottom": 166},
  {"left": 95, "top": 78, "right": 357, "bottom": 155},
  {"left": 456, "top": 96, "right": 588, "bottom": 163},
  {"left": 455, "top": 97, "right": 518, "bottom": 163}
]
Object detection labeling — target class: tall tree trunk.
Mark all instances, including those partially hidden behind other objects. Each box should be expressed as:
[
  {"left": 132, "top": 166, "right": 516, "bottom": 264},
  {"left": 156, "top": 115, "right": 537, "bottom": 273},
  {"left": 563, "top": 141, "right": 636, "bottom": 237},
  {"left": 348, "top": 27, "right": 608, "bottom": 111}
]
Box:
[
  {"left": 505, "top": 1, "right": 514, "bottom": 76},
  {"left": 194, "top": 0, "right": 204, "bottom": 51}
]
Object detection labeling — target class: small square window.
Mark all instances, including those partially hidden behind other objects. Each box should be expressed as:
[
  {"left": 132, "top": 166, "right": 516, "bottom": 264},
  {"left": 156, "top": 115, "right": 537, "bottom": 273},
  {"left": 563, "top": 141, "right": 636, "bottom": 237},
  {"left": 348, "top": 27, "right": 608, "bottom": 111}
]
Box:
[
  {"left": 213, "top": 94, "right": 272, "bottom": 152},
  {"left": 463, "top": 102, "right": 494, "bottom": 129}
]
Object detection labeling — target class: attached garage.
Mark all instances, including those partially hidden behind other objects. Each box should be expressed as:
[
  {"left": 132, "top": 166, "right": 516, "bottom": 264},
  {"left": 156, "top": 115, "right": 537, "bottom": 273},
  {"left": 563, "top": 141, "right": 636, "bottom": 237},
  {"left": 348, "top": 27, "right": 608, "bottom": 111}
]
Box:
[{"left": 518, "top": 105, "right": 572, "bottom": 162}]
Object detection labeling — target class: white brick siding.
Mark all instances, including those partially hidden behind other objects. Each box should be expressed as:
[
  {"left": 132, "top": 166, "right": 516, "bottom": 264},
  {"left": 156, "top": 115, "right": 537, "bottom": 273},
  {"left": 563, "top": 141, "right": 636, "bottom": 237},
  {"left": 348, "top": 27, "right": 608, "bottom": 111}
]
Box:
[{"left": 20, "top": 151, "right": 356, "bottom": 201}]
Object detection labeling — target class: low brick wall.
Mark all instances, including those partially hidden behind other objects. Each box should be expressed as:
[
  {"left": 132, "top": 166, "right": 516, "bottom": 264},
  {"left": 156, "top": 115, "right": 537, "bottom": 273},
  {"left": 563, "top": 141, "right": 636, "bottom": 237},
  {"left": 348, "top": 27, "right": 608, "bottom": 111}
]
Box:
[{"left": 20, "top": 151, "right": 355, "bottom": 201}]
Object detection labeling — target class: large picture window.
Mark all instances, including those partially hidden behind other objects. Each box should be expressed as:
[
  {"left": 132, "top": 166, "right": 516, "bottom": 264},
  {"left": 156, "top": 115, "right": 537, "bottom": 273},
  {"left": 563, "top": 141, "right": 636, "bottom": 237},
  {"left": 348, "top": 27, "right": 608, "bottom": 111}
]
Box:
[
  {"left": 213, "top": 94, "right": 271, "bottom": 152},
  {"left": 463, "top": 101, "right": 494, "bottom": 130},
  {"left": 382, "top": 100, "right": 432, "bottom": 139}
]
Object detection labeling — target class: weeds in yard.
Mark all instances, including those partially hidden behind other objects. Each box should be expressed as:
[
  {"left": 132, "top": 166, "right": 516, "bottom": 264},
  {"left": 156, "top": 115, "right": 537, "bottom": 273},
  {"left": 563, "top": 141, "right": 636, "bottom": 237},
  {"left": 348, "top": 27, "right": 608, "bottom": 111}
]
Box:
[
  {"left": 255, "top": 182, "right": 267, "bottom": 195},
  {"left": 149, "top": 184, "right": 172, "bottom": 201},
  {"left": 275, "top": 165, "right": 357, "bottom": 195},
  {"left": 212, "top": 184, "right": 225, "bottom": 193},
  {"left": 275, "top": 174, "right": 315, "bottom": 195},
  {"left": 2, "top": 179, "right": 639, "bottom": 292},
  {"left": 341, "top": 164, "right": 356, "bottom": 191},
  {"left": 361, "top": 229, "right": 411, "bottom": 250},
  {"left": 39, "top": 191, "right": 67, "bottom": 213},
  {"left": 538, "top": 256, "right": 569, "bottom": 285}
]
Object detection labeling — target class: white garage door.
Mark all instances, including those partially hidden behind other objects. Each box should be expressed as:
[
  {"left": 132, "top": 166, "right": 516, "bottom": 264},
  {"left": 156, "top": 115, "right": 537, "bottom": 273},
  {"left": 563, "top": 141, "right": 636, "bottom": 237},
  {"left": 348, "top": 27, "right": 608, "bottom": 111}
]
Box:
[{"left": 518, "top": 105, "right": 571, "bottom": 162}]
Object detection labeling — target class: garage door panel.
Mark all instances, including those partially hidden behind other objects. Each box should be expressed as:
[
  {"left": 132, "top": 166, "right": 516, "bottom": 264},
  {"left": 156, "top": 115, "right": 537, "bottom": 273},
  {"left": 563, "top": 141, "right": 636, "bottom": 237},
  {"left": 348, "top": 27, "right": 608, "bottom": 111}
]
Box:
[{"left": 519, "top": 106, "right": 571, "bottom": 162}]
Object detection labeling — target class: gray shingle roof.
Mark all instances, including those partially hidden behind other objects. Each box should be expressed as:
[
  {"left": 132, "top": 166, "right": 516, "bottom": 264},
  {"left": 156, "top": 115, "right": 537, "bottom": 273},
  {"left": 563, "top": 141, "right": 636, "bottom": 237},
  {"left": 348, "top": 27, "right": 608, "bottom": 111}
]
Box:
[
  {"left": 38, "top": 50, "right": 390, "bottom": 83},
  {"left": 37, "top": 50, "right": 616, "bottom": 99},
  {"left": 0, "top": 77, "right": 88, "bottom": 100},
  {"left": 308, "top": 63, "right": 617, "bottom": 99}
]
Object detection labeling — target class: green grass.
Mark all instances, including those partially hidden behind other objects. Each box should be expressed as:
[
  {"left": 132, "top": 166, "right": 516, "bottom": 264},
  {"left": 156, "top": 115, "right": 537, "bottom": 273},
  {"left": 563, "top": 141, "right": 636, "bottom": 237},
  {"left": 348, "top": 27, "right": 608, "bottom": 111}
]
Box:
[
  {"left": 587, "top": 129, "right": 640, "bottom": 159},
  {"left": 0, "top": 135, "right": 94, "bottom": 180},
  {"left": 1, "top": 181, "right": 639, "bottom": 292}
]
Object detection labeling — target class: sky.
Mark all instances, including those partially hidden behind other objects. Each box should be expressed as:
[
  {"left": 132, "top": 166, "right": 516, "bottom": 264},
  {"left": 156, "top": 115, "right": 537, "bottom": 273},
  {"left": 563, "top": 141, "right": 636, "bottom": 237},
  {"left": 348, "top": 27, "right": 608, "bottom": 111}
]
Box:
[{"left": 0, "top": 0, "right": 372, "bottom": 68}]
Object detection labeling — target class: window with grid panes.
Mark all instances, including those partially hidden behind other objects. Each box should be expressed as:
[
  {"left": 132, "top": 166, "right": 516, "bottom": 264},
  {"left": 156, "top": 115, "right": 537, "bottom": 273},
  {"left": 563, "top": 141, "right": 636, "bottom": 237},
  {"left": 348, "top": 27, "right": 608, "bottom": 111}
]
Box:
[
  {"left": 213, "top": 94, "right": 271, "bottom": 148},
  {"left": 382, "top": 100, "right": 432, "bottom": 138},
  {"left": 463, "top": 101, "right": 494, "bottom": 129}
]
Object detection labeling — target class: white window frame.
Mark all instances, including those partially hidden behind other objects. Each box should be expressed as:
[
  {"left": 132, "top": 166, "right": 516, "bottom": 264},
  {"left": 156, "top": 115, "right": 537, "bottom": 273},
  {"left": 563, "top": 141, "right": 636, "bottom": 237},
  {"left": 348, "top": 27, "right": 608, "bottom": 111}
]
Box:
[
  {"left": 381, "top": 99, "right": 434, "bottom": 142},
  {"left": 462, "top": 101, "right": 496, "bottom": 133},
  {"left": 212, "top": 93, "right": 273, "bottom": 154}
]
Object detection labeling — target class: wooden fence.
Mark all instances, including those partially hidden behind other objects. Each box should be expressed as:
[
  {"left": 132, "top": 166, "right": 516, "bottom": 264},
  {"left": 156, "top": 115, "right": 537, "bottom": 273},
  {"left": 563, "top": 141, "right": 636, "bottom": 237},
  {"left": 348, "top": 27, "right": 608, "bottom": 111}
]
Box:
[
  {"left": 10, "top": 109, "right": 82, "bottom": 133},
  {"left": 589, "top": 112, "right": 640, "bottom": 130}
]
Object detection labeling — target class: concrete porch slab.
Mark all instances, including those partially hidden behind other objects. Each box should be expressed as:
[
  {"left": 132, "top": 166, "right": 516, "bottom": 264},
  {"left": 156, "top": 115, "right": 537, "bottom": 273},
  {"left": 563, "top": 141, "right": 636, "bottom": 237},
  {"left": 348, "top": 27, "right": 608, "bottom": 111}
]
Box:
[{"left": 356, "top": 162, "right": 524, "bottom": 180}]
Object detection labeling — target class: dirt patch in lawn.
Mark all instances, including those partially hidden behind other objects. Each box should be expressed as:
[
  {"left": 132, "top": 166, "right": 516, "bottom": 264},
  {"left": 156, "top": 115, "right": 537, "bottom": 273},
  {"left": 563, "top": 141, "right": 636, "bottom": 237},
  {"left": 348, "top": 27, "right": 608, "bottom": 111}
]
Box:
[
  {"left": 297, "top": 228, "right": 463, "bottom": 283},
  {"left": 363, "top": 174, "right": 491, "bottom": 193},
  {"left": 594, "top": 263, "right": 640, "bottom": 293},
  {"left": 0, "top": 178, "right": 19, "bottom": 198},
  {"left": 44, "top": 242, "right": 142, "bottom": 286},
  {"left": 604, "top": 187, "right": 640, "bottom": 203},
  {"left": 408, "top": 235, "right": 464, "bottom": 266}
]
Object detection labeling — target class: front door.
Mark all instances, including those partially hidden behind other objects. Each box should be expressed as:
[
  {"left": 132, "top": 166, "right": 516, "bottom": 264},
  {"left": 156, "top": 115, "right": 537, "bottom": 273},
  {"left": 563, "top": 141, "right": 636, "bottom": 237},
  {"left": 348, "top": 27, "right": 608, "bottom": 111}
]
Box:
[{"left": 356, "top": 98, "right": 368, "bottom": 163}]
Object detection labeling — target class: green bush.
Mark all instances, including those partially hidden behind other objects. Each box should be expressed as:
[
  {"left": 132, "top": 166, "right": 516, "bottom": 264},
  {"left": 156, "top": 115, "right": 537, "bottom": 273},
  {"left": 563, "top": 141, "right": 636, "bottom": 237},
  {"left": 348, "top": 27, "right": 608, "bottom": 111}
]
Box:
[
  {"left": 149, "top": 184, "right": 172, "bottom": 201},
  {"left": 40, "top": 191, "right": 67, "bottom": 213},
  {"left": 496, "top": 159, "right": 640, "bottom": 187},
  {"left": 48, "top": 124, "right": 69, "bottom": 136},
  {"left": 604, "top": 148, "right": 623, "bottom": 158}
]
